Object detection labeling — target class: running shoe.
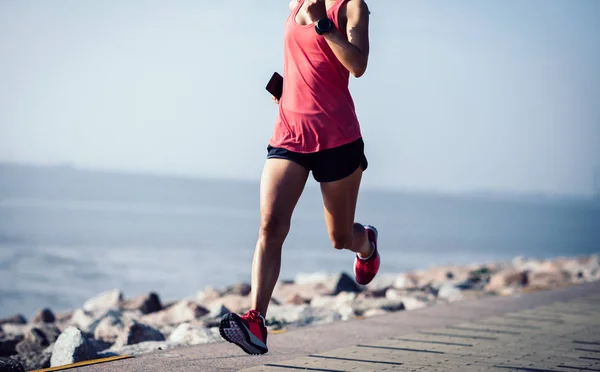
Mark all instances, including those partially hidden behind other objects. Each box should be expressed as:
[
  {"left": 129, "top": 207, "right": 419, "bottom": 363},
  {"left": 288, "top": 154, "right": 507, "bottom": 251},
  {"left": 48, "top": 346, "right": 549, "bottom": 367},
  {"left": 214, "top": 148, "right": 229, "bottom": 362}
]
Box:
[
  {"left": 219, "top": 309, "right": 268, "bottom": 355},
  {"left": 354, "top": 224, "right": 380, "bottom": 285}
]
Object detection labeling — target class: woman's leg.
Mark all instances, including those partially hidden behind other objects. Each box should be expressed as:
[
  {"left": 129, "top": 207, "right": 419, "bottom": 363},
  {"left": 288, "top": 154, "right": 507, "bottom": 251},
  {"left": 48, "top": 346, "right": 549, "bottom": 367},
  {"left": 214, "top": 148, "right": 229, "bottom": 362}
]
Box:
[
  {"left": 251, "top": 158, "right": 309, "bottom": 316},
  {"left": 319, "top": 167, "right": 373, "bottom": 258}
]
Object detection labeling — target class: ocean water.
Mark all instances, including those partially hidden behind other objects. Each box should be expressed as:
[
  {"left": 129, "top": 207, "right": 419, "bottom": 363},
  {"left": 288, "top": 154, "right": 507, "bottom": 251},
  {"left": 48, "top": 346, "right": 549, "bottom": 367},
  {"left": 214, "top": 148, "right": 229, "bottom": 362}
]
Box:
[{"left": 1, "top": 165, "right": 598, "bottom": 318}]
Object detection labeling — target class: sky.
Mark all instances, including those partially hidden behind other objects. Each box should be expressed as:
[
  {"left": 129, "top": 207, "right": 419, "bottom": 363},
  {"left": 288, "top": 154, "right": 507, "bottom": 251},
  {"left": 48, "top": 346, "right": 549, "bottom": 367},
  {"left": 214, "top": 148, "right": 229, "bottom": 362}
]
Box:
[{"left": 1, "top": 0, "right": 599, "bottom": 197}]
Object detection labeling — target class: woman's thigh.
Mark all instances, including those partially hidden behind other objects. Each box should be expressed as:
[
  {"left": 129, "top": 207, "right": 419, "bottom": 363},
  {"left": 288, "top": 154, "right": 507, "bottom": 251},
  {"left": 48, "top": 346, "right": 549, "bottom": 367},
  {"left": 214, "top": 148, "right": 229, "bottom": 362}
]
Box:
[{"left": 259, "top": 158, "right": 309, "bottom": 236}]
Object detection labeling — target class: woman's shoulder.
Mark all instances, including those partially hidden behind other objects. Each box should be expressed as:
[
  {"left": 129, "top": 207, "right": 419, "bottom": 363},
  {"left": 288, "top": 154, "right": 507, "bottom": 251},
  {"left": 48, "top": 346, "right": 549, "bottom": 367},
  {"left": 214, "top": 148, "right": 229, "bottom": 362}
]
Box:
[{"left": 288, "top": 0, "right": 299, "bottom": 11}]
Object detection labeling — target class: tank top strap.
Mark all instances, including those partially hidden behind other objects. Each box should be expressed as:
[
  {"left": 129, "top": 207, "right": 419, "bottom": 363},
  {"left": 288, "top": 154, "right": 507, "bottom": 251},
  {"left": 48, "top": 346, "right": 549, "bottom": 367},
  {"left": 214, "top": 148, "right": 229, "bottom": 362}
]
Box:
[
  {"left": 292, "top": 0, "right": 304, "bottom": 12},
  {"left": 327, "top": 0, "right": 348, "bottom": 30},
  {"left": 287, "top": 0, "right": 304, "bottom": 23}
]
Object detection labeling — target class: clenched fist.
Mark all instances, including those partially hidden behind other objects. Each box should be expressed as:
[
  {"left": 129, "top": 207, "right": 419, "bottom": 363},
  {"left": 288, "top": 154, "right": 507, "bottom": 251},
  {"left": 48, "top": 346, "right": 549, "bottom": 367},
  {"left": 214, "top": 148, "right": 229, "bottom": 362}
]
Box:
[{"left": 305, "top": 0, "right": 328, "bottom": 23}]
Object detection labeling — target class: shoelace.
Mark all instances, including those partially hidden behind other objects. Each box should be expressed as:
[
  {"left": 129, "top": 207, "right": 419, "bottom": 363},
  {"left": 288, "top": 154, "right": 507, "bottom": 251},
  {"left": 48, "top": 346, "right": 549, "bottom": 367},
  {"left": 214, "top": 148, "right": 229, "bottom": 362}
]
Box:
[{"left": 243, "top": 310, "right": 263, "bottom": 323}]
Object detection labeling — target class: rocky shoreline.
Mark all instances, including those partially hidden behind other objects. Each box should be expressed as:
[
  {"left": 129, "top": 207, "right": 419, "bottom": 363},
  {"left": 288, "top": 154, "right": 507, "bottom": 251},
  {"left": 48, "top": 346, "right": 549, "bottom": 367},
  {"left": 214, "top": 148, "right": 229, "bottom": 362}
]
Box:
[{"left": 1, "top": 254, "right": 599, "bottom": 371}]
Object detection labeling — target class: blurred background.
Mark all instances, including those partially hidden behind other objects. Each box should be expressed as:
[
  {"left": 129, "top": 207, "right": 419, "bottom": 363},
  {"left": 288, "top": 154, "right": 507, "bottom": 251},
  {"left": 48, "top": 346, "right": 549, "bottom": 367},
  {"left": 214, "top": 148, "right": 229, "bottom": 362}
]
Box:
[{"left": 1, "top": 0, "right": 599, "bottom": 318}]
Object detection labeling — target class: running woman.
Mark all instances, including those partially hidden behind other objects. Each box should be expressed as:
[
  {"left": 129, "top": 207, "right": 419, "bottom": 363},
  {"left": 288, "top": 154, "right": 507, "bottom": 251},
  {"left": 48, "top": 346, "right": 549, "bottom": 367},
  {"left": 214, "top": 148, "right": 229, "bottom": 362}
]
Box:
[{"left": 219, "top": 0, "right": 378, "bottom": 355}]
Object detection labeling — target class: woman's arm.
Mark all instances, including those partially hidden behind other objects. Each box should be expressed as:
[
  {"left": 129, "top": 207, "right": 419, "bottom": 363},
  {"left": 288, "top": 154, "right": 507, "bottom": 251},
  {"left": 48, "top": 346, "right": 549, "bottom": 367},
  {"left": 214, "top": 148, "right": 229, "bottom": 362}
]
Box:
[{"left": 308, "top": 0, "right": 370, "bottom": 78}]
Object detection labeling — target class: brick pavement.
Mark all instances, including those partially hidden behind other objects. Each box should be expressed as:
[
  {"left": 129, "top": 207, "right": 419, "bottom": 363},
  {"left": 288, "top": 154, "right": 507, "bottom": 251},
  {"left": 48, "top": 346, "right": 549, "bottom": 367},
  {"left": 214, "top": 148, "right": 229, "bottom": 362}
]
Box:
[{"left": 242, "top": 293, "right": 600, "bottom": 372}]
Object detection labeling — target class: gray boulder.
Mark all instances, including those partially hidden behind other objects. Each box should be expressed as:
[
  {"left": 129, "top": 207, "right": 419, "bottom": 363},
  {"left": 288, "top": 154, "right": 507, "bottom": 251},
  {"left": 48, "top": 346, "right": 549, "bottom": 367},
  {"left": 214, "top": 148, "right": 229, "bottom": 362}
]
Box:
[
  {"left": 437, "top": 283, "right": 463, "bottom": 302},
  {"left": 50, "top": 326, "right": 98, "bottom": 367},
  {"left": 168, "top": 323, "right": 218, "bottom": 345},
  {"left": 331, "top": 272, "right": 361, "bottom": 295},
  {"left": 93, "top": 315, "right": 124, "bottom": 344},
  {"left": 0, "top": 315, "right": 26, "bottom": 326},
  {"left": 121, "top": 293, "right": 162, "bottom": 315},
  {"left": 32, "top": 308, "right": 56, "bottom": 324},
  {"left": 142, "top": 300, "right": 208, "bottom": 326},
  {"left": 83, "top": 289, "right": 123, "bottom": 313},
  {"left": 0, "top": 335, "right": 23, "bottom": 357},
  {"left": 222, "top": 283, "right": 251, "bottom": 297},
  {"left": 10, "top": 352, "right": 51, "bottom": 371},
  {"left": 113, "top": 320, "right": 164, "bottom": 348},
  {"left": 0, "top": 357, "right": 25, "bottom": 372},
  {"left": 15, "top": 325, "right": 60, "bottom": 354}
]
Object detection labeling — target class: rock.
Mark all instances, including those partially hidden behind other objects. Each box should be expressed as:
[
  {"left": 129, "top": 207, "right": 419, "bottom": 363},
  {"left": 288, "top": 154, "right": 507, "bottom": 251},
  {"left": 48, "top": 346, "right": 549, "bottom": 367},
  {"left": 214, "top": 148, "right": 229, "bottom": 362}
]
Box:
[
  {"left": 93, "top": 315, "right": 124, "bottom": 344},
  {"left": 32, "top": 308, "right": 56, "bottom": 324},
  {"left": 363, "top": 287, "right": 389, "bottom": 298},
  {"left": 384, "top": 288, "right": 408, "bottom": 301},
  {"left": 294, "top": 272, "right": 330, "bottom": 285},
  {"left": 576, "top": 267, "right": 600, "bottom": 282},
  {"left": 416, "top": 268, "right": 453, "bottom": 287},
  {"left": 142, "top": 300, "right": 209, "bottom": 326},
  {"left": 50, "top": 326, "right": 98, "bottom": 367},
  {"left": 70, "top": 309, "right": 96, "bottom": 332},
  {"left": 401, "top": 296, "right": 429, "bottom": 311},
  {"left": 0, "top": 335, "right": 23, "bottom": 357},
  {"left": 286, "top": 294, "right": 311, "bottom": 305},
  {"left": 121, "top": 293, "right": 162, "bottom": 315},
  {"left": 15, "top": 325, "right": 60, "bottom": 354},
  {"left": 331, "top": 272, "right": 361, "bottom": 295},
  {"left": 352, "top": 296, "right": 407, "bottom": 314},
  {"left": 0, "top": 357, "right": 25, "bottom": 372},
  {"left": 82, "top": 289, "right": 123, "bottom": 313},
  {"left": 0, "top": 324, "right": 26, "bottom": 337},
  {"left": 363, "top": 308, "right": 387, "bottom": 318},
  {"left": 90, "top": 338, "right": 113, "bottom": 353},
  {"left": 74, "top": 308, "right": 132, "bottom": 336},
  {"left": 338, "top": 305, "right": 356, "bottom": 320},
  {"left": 92, "top": 310, "right": 126, "bottom": 335},
  {"left": 265, "top": 304, "right": 308, "bottom": 325},
  {"left": 512, "top": 257, "right": 556, "bottom": 273},
  {"left": 393, "top": 274, "right": 419, "bottom": 289},
  {"left": 437, "top": 283, "right": 463, "bottom": 302},
  {"left": 55, "top": 311, "right": 74, "bottom": 324},
  {"left": 456, "top": 267, "right": 492, "bottom": 290},
  {"left": 0, "top": 315, "right": 27, "bottom": 326},
  {"left": 207, "top": 295, "right": 251, "bottom": 315},
  {"left": 222, "top": 283, "right": 251, "bottom": 297},
  {"left": 207, "top": 304, "right": 230, "bottom": 319},
  {"left": 43, "top": 343, "right": 54, "bottom": 354},
  {"left": 385, "top": 290, "right": 429, "bottom": 310},
  {"left": 380, "top": 301, "right": 405, "bottom": 312},
  {"left": 311, "top": 292, "right": 356, "bottom": 310},
  {"left": 497, "top": 287, "right": 517, "bottom": 296},
  {"left": 196, "top": 287, "right": 221, "bottom": 305},
  {"left": 364, "top": 274, "right": 396, "bottom": 291},
  {"left": 168, "top": 323, "right": 218, "bottom": 345},
  {"left": 527, "top": 270, "right": 571, "bottom": 290},
  {"left": 271, "top": 282, "right": 329, "bottom": 304},
  {"left": 267, "top": 304, "right": 341, "bottom": 326},
  {"left": 9, "top": 352, "right": 51, "bottom": 371},
  {"left": 113, "top": 320, "right": 164, "bottom": 348},
  {"left": 485, "top": 270, "right": 529, "bottom": 292}
]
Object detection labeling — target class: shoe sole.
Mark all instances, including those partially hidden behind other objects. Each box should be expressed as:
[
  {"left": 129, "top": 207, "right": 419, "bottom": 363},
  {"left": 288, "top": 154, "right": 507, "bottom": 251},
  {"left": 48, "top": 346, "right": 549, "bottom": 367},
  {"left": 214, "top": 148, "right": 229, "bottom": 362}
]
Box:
[
  {"left": 354, "top": 225, "right": 380, "bottom": 285},
  {"left": 219, "top": 313, "right": 268, "bottom": 355}
]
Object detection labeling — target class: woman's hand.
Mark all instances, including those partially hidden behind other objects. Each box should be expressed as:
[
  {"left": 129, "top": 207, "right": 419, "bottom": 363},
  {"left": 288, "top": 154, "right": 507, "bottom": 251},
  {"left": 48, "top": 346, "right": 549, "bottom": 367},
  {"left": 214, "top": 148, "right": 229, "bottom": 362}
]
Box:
[
  {"left": 306, "top": 0, "right": 327, "bottom": 23},
  {"left": 272, "top": 96, "right": 279, "bottom": 104}
]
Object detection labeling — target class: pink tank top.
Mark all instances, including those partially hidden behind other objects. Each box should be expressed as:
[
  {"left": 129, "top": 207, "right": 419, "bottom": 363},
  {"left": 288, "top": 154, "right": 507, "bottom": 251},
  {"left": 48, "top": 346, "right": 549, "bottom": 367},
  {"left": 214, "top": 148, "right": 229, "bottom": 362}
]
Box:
[{"left": 269, "top": 0, "right": 362, "bottom": 154}]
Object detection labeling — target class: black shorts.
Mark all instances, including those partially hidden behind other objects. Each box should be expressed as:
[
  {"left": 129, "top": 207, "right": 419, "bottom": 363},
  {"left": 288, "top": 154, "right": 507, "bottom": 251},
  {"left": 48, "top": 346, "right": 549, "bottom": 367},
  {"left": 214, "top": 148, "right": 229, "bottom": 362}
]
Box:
[{"left": 266, "top": 138, "right": 368, "bottom": 182}]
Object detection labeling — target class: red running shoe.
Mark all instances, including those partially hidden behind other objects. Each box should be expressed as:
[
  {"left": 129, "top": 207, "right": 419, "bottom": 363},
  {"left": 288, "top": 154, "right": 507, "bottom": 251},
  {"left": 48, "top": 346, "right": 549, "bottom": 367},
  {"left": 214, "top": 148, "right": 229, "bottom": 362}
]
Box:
[
  {"left": 354, "top": 225, "right": 380, "bottom": 285},
  {"left": 219, "top": 309, "right": 268, "bottom": 355}
]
